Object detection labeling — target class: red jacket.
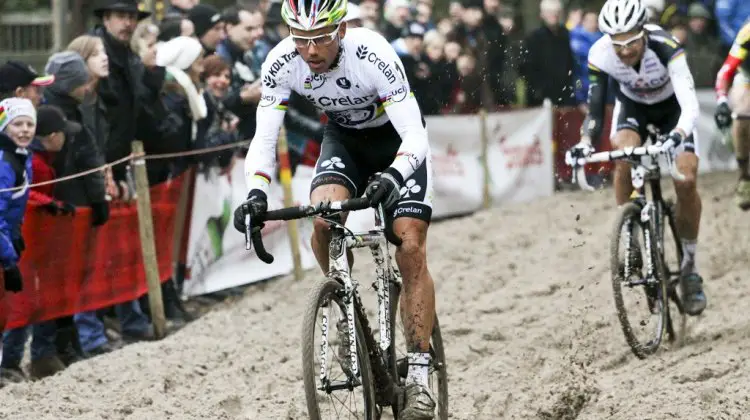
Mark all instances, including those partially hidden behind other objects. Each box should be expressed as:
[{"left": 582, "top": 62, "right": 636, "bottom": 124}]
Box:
[{"left": 28, "top": 147, "right": 58, "bottom": 206}]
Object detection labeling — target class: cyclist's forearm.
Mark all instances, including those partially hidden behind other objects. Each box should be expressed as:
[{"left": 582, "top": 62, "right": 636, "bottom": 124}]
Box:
[
  {"left": 669, "top": 53, "right": 699, "bottom": 137},
  {"left": 244, "top": 106, "right": 286, "bottom": 194},
  {"left": 384, "top": 97, "right": 429, "bottom": 183},
  {"left": 715, "top": 51, "right": 744, "bottom": 100},
  {"left": 581, "top": 67, "right": 608, "bottom": 142}
]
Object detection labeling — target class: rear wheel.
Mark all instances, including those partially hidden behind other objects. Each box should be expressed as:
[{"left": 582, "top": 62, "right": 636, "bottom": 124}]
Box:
[
  {"left": 302, "top": 279, "right": 378, "bottom": 420},
  {"left": 610, "top": 202, "right": 668, "bottom": 359}
]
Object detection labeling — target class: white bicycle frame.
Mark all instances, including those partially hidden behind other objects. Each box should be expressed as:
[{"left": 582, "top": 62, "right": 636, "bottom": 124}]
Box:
[{"left": 319, "top": 203, "right": 403, "bottom": 389}]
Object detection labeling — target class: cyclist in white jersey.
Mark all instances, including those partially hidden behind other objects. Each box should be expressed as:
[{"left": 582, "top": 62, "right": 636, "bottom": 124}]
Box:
[
  {"left": 232, "top": 0, "right": 436, "bottom": 417},
  {"left": 567, "top": 0, "right": 706, "bottom": 315}
]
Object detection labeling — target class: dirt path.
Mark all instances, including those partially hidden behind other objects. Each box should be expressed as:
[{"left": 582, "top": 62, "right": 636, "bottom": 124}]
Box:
[{"left": 0, "top": 171, "right": 747, "bottom": 420}]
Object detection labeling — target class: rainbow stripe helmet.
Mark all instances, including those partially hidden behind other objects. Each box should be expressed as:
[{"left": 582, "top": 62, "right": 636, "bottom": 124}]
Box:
[{"left": 281, "top": 0, "right": 348, "bottom": 31}]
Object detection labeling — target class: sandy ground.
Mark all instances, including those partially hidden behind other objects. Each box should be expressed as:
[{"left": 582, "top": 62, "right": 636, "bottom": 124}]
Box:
[{"left": 1, "top": 170, "right": 748, "bottom": 420}]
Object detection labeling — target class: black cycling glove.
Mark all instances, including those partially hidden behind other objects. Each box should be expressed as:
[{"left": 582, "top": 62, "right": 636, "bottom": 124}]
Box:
[
  {"left": 714, "top": 101, "right": 733, "bottom": 130},
  {"left": 233, "top": 189, "right": 268, "bottom": 233},
  {"left": 365, "top": 168, "right": 402, "bottom": 210}
]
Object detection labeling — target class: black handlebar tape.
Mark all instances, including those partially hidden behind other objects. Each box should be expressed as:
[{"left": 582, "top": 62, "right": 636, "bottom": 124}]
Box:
[
  {"left": 263, "top": 205, "right": 313, "bottom": 221},
  {"left": 339, "top": 197, "right": 372, "bottom": 212},
  {"left": 251, "top": 228, "right": 274, "bottom": 264}
]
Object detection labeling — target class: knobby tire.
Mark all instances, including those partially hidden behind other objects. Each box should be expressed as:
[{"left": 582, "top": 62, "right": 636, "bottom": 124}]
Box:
[
  {"left": 610, "top": 202, "right": 668, "bottom": 359},
  {"left": 302, "top": 279, "right": 378, "bottom": 420}
]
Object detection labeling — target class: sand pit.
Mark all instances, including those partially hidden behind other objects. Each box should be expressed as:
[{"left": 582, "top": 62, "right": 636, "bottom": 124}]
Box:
[{"left": 0, "top": 170, "right": 748, "bottom": 420}]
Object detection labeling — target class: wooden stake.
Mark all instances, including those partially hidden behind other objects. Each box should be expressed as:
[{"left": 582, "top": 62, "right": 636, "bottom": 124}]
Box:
[
  {"left": 131, "top": 141, "right": 166, "bottom": 339},
  {"left": 479, "top": 109, "right": 491, "bottom": 209},
  {"left": 277, "top": 126, "right": 304, "bottom": 281}
]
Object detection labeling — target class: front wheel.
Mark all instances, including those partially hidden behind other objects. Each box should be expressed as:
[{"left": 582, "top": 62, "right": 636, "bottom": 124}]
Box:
[
  {"left": 610, "top": 202, "right": 668, "bottom": 359},
  {"left": 302, "top": 279, "right": 378, "bottom": 420}
]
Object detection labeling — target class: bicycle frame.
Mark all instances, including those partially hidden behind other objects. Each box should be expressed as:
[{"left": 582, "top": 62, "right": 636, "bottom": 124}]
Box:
[
  {"left": 572, "top": 131, "right": 680, "bottom": 299},
  {"left": 318, "top": 203, "right": 402, "bottom": 396}
]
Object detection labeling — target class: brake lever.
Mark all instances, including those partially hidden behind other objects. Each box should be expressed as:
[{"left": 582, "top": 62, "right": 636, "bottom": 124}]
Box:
[
  {"left": 244, "top": 213, "right": 253, "bottom": 251},
  {"left": 575, "top": 165, "right": 595, "bottom": 192},
  {"left": 665, "top": 152, "right": 686, "bottom": 182},
  {"left": 659, "top": 139, "right": 686, "bottom": 182}
]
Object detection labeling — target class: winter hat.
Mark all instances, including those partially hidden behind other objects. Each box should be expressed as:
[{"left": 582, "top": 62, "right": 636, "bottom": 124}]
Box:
[
  {"left": 45, "top": 51, "right": 90, "bottom": 95},
  {"left": 402, "top": 21, "right": 427, "bottom": 38},
  {"left": 156, "top": 36, "right": 204, "bottom": 70},
  {"left": 188, "top": 4, "right": 223, "bottom": 39},
  {"left": 36, "top": 105, "right": 82, "bottom": 136},
  {"left": 0, "top": 98, "right": 37, "bottom": 133}
]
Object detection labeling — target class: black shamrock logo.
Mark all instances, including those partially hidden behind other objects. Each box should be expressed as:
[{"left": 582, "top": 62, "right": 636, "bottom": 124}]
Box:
[{"left": 356, "top": 45, "right": 368, "bottom": 60}]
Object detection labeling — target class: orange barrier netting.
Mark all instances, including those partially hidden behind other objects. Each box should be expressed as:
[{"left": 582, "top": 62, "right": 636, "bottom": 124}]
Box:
[{"left": 2, "top": 172, "right": 187, "bottom": 330}]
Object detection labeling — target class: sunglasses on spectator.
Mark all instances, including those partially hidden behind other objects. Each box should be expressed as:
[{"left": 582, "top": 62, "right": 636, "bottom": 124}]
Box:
[
  {"left": 611, "top": 31, "right": 644, "bottom": 52},
  {"left": 292, "top": 25, "right": 340, "bottom": 48}
]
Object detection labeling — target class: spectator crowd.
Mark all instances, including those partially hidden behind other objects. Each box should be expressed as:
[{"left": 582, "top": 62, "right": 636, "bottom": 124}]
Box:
[{"left": 0, "top": 0, "right": 747, "bottom": 385}]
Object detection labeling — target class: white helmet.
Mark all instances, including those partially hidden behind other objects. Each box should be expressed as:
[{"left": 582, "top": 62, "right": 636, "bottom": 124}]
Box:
[{"left": 598, "top": 0, "right": 647, "bottom": 35}]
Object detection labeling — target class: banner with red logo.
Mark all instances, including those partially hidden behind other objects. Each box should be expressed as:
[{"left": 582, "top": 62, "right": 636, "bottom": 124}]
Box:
[{"left": 486, "top": 103, "right": 555, "bottom": 203}]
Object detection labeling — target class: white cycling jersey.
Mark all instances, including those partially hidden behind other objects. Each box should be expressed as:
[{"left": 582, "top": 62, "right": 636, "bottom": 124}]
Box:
[
  {"left": 243, "top": 27, "right": 428, "bottom": 194},
  {"left": 586, "top": 24, "right": 699, "bottom": 136}
]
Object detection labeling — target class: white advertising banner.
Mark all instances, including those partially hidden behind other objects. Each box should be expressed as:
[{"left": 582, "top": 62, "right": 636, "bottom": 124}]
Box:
[
  {"left": 344, "top": 113, "right": 486, "bottom": 233},
  {"left": 486, "top": 104, "right": 555, "bottom": 204},
  {"left": 183, "top": 163, "right": 317, "bottom": 297}
]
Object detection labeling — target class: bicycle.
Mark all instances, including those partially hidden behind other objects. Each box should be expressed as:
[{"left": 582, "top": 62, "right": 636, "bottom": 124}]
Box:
[
  {"left": 243, "top": 197, "right": 448, "bottom": 419},
  {"left": 566, "top": 127, "right": 688, "bottom": 359}
]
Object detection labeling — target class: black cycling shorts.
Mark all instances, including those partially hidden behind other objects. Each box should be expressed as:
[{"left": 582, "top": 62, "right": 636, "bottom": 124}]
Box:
[
  {"left": 612, "top": 94, "right": 698, "bottom": 155},
  {"left": 310, "top": 120, "right": 433, "bottom": 223}
]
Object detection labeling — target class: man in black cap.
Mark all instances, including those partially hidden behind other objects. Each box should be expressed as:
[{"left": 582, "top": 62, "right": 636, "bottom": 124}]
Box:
[
  {"left": 0, "top": 60, "right": 55, "bottom": 107},
  {"left": 90, "top": 0, "right": 175, "bottom": 183},
  {"left": 188, "top": 3, "right": 226, "bottom": 54}
]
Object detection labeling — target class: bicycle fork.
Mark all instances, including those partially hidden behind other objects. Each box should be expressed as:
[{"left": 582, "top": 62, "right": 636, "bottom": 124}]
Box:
[{"left": 320, "top": 229, "right": 360, "bottom": 391}]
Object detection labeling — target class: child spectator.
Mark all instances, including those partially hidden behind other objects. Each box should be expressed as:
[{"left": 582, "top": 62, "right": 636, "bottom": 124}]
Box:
[
  {"left": 1, "top": 105, "right": 77, "bottom": 383},
  {"left": 0, "top": 98, "right": 35, "bottom": 383},
  {"left": 29, "top": 106, "right": 77, "bottom": 215}
]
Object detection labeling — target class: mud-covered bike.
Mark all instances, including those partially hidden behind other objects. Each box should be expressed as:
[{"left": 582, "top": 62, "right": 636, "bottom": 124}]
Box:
[
  {"left": 243, "top": 198, "right": 448, "bottom": 419},
  {"left": 566, "top": 128, "right": 688, "bottom": 359}
]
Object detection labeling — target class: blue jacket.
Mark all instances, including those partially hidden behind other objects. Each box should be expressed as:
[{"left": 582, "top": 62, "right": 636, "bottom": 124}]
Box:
[
  {"left": 0, "top": 133, "right": 31, "bottom": 268},
  {"left": 570, "top": 25, "right": 603, "bottom": 104},
  {"left": 715, "top": 0, "right": 750, "bottom": 46}
]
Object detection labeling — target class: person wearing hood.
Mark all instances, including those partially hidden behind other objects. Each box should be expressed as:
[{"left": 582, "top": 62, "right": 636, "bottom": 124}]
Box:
[
  {"left": 0, "top": 98, "right": 34, "bottom": 383},
  {"left": 43, "top": 51, "right": 108, "bottom": 222}
]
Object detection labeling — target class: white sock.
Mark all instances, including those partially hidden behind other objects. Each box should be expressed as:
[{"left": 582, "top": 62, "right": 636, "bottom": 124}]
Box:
[
  {"left": 681, "top": 239, "right": 697, "bottom": 274},
  {"left": 406, "top": 352, "right": 431, "bottom": 387}
]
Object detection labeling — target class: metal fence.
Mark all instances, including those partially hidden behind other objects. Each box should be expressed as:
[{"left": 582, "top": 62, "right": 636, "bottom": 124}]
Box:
[{"left": 0, "top": 10, "right": 54, "bottom": 70}]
